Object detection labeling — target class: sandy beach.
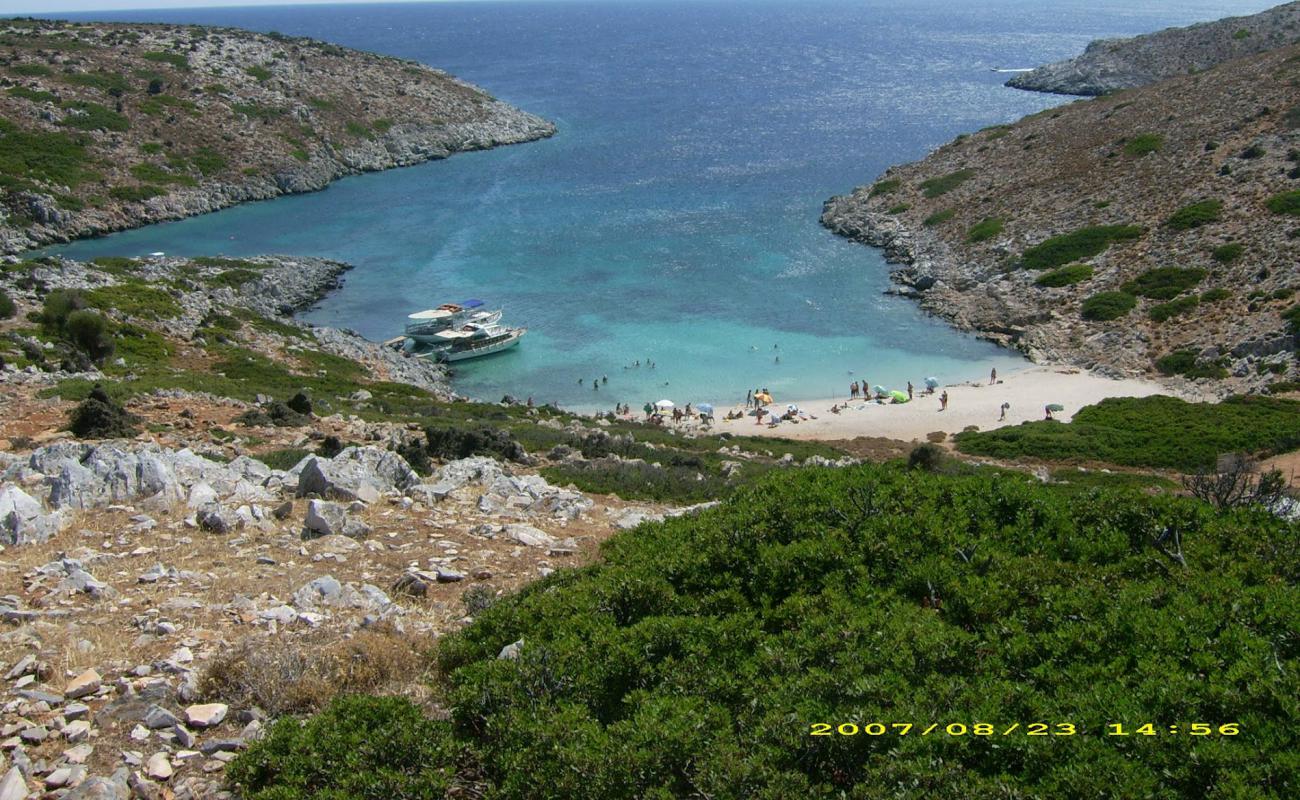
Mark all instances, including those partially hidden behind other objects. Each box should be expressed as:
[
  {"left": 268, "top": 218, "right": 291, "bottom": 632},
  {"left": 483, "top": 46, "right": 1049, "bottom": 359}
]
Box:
[{"left": 709, "top": 366, "right": 1187, "bottom": 442}]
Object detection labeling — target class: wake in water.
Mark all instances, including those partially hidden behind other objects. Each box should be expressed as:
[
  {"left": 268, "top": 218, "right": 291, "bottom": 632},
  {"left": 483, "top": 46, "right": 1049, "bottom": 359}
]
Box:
[{"left": 990, "top": 67, "right": 1034, "bottom": 72}]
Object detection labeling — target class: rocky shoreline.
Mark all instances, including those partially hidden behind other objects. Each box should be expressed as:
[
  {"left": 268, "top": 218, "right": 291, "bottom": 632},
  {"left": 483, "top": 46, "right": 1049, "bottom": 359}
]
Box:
[
  {"left": 1007, "top": 1, "right": 1300, "bottom": 96},
  {"left": 821, "top": 38, "right": 1300, "bottom": 395},
  {"left": 0, "top": 19, "right": 556, "bottom": 255}
]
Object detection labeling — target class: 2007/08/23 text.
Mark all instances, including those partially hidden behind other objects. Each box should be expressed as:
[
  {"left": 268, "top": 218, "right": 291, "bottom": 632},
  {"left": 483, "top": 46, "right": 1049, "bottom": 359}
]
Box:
[{"left": 809, "top": 723, "right": 1241, "bottom": 737}]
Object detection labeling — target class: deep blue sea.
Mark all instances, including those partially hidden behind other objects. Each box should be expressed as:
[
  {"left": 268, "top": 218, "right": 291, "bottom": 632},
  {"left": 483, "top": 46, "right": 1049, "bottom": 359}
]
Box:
[{"left": 38, "top": 0, "right": 1273, "bottom": 410}]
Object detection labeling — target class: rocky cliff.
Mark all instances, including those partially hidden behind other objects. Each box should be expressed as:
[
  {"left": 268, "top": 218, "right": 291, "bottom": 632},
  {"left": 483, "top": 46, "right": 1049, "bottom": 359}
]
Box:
[
  {"left": 824, "top": 41, "right": 1300, "bottom": 393},
  {"left": 1008, "top": 1, "right": 1300, "bottom": 95},
  {"left": 0, "top": 18, "right": 555, "bottom": 254}
]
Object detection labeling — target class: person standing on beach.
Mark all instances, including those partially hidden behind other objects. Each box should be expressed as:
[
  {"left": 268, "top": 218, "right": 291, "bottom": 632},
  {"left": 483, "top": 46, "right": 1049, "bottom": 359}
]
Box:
[
  {"left": 746, "top": 389, "right": 753, "bottom": 408},
  {"left": 939, "top": 390, "right": 949, "bottom": 411},
  {"left": 990, "top": 367, "right": 997, "bottom": 385},
  {"left": 907, "top": 381, "right": 914, "bottom": 400},
  {"left": 999, "top": 402, "right": 1009, "bottom": 421}
]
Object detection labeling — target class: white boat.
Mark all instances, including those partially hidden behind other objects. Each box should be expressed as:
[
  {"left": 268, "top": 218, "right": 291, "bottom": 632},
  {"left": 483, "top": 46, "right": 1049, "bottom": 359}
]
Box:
[
  {"left": 404, "top": 300, "right": 502, "bottom": 342},
  {"left": 425, "top": 322, "right": 527, "bottom": 362}
]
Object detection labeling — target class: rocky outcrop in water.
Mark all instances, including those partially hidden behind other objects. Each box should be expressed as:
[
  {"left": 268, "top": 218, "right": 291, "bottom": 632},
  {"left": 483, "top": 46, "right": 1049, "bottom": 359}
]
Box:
[{"left": 1007, "top": 1, "right": 1300, "bottom": 95}]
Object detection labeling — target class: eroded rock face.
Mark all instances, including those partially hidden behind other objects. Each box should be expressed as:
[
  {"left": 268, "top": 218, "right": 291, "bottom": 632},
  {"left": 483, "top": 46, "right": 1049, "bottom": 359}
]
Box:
[
  {"left": 296, "top": 446, "right": 418, "bottom": 502},
  {"left": 0, "top": 485, "right": 62, "bottom": 545}
]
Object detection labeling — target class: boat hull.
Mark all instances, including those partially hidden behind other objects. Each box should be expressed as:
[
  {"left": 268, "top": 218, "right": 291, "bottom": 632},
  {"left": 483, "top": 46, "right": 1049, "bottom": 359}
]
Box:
[{"left": 438, "top": 329, "right": 526, "bottom": 361}]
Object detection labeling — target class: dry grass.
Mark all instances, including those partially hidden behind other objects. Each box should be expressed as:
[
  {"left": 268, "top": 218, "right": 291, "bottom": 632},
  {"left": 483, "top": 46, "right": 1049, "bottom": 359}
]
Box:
[{"left": 201, "top": 623, "right": 437, "bottom": 715}]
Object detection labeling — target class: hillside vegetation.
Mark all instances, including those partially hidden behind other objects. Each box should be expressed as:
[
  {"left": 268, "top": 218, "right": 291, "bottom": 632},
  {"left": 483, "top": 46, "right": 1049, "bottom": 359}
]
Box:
[
  {"left": 230, "top": 464, "right": 1300, "bottom": 799},
  {"left": 0, "top": 18, "right": 554, "bottom": 253},
  {"left": 822, "top": 41, "right": 1300, "bottom": 393}
]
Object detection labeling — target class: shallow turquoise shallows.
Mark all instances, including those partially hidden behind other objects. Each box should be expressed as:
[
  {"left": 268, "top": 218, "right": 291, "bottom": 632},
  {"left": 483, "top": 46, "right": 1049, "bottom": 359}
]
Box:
[{"left": 41, "top": 0, "right": 1271, "bottom": 410}]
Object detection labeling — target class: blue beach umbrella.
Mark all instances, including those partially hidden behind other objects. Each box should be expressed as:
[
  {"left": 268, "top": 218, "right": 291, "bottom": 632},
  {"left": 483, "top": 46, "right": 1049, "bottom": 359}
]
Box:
[
  {"left": 697, "top": 403, "right": 714, "bottom": 415},
  {"left": 925, "top": 377, "right": 939, "bottom": 389},
  {"left": 872, "top": 384, "right": 887, "bottom": 396}
]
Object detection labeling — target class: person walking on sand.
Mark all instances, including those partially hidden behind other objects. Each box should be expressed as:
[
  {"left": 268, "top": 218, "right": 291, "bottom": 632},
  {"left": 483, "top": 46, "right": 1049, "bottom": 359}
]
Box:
[
  {"left": 989, "top": 367, "right": 997, "bottom": 385},
  {"left": 939, "top": 390, "right": 949, "bottom": 411},
  {"left": 907, "top": 381, "right": 914, "bottom": 400},
  {"left": 746, "top": 389, "right": 753, "bottom": 408},
  {"left": 999, "top": 401, "right": 1009, "bottom": 421}
]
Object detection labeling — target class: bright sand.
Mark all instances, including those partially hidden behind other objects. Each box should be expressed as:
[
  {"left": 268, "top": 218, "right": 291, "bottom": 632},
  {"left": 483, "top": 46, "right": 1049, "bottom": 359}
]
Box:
[{"left": 708, "top": 366, "right": 1190, "bottom": 442}]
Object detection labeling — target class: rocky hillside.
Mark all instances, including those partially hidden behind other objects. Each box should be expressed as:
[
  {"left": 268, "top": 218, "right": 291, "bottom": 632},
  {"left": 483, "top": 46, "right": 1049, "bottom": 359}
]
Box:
[
  {"left": 0, "top": 18, "right": 555, "bottom": 254},
  {"left": 823, "top": 41, "right": 1300, "bottom": 394},
  {"left": 1008, "top": 1, "right": 1300, "bottom": 95}
]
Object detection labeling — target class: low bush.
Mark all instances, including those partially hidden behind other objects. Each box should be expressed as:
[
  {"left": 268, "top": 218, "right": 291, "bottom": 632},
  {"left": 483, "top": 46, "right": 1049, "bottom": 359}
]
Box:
[
  {"left": 1019, "top": 225, "right": 1143, "bottom": 270},
  {"left": 68, "top": 384, "right": 140, "bottom": 438},
  {"left": 1121, "top": 266, "right": 1206, "bottom": 299},
  {"left": 227, "top": 695, "right": 460, "bottom": 800},
  {"left": 965, "top": 217, "right": 1003, "bottom": 243},
  {"left": 541, "top": 459, "right": 732, "bottom": 503},
  {"left": 1165, "top": 199, "right": 1222, "bottom": 229},
  {"left": 0, "top": 288, "right": 14, "bottom": 319},
  {"left": 1122, "top": 132, "right": 1163, "bottom": 156},
  {"left": 1211, "top": 242, "right": 1243, "bottom": 263},
  {"left": 1201, "top": 287, "right": 1232, "bottom": 302},
  {"left": 1265, "top": 190, "right": 1300, "bottom": 215},
  {"left": 868, "top": 178, "right": 899, "bottom": 197},
  {"left": 922, "top": 208, "right": 955, "bottom": 226},
  {"left": 1149, "top": 294, "right": 1200, "bottom": 322},
  {"left": 1080, "top": 291, "right": 1136, "bottom": 321},
  {"left": 1156, "top": 349, "right": 1229, "bottom": 380},
  {"left": 425, "top": 424, "right": 526, "bottom": 462},
  {"left": 1034, "top": 263, "right": 1092, "bottom": 287},
  {"left": 920, "top": 168, "right": 975, "bottom": 198},
  {"left": 957, "top": 394, "right": 1297, "bottom": 470}
]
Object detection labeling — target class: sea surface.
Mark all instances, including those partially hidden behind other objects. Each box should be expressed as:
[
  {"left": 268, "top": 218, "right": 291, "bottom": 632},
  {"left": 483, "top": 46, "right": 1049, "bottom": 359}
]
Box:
[{"left": 40, "top": 0, "right": 1274, "bottom": 411}]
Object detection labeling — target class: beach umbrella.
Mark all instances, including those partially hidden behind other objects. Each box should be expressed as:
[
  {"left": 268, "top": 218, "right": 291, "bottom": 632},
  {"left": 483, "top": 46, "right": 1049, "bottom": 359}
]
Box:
[
  {"left": 1046, "top": 403, "right": 1065, "bottom": 412},
  {"left": 889, "top": 390, "right": 909, "bottom": 403},
  {"left": 872, "top": 385, "right": 887, "bottom": 396},
  {"left": 925, "top": 377, "right": 939, "bottom": 389},
  {"left": 697, "top": 403, "right": 714, "bottom": 415},
  {"left": 655, "top": 399, "right": 674, "bottom": 410}
]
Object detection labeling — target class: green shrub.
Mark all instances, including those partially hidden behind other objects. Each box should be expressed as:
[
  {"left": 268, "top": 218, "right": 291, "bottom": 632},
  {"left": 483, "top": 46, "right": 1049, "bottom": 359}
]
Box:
[
  {"left": 425, "top": 425, "right": 526, "bottom": 462},
  {"left": 245, "top": 64, "right": 273, "bottom": 82},
  {"left": 1233, "top": 27, "right": 1251, "bottom": 39},
  {"left": 1165, "top": 199, "right": 1222, "bottom": 229},
  {"left": 920, "top": 168, "right": 975, "bottom": 198},
  {"left": 0, "top": 288, "right": 15, "bottom": 319},
  {"left": 208, "top": 269, "right": 260, "bottom": 289},
  {"left": 402, "top": 464, "right": 1298, "bottom": 798},
  {"left": 1035, "top": 263, "right": 1093, "bottom": 287},
  {"left": 965, "top": 217, "right": 1003, "bottom": 243},
  {"left": 957, "top": 394, "right": 1300, "bottom": 469},
  {"left": 1019, "top": 225, "right": 1143, "bottom": 270},
  {"left": 190, "top": 147, "right": 227, "bottom": 176},
  {"left": 0, "top": 118, "right": 91, "bottom": 188},
  {"left": 64, "top": 309, "right": 115, "bottom": 362},
  {"left": 868, "top": 178, "right": 900, "bottom": 197},
  {"left": 1154, "top": 350, "right": 1228, "bottom": 380},
  {"left": 129, "top": 162, "right": 197, "bottom": 187},
  {"left": 1265, "top": 190, "right": 1300, "bottom": 215},
  {"left": 1121, "top": 266, "right": 1206, "bottom": 300},
  {"left": 59, "top": 101, "right": 129, "bottom": 132},
  {"left": 68, "top": 384, "right": 140, "bottom": 439},
  {"left": 41, "top": 289, "right": 87, "bottom": 332},
  {"left": 1122, "top": 132, "right": 1163, "bottom": 156},
  {"left": 541, "top": 459, "right": 731, "bottom": 504},
  {"left": 1211, "top": 242, "right": 1243, "bottom": 263},
  {"left": 1149, "top": 295, "right": 1199, "bottom": 322},
  {"left": 258, "top": 447, "right": 312, "bottom": 470},
  {"left": 886, "top": 203, "right": 909, "bottom": 214},
  {"left": 922, "top": 208, "right": 955, "bottom": 227},
  {"left": 11, "top": 63, "right": 51, "bottom": 77},
  {"left": 85, "top": 282, "right": 182, "bottom": 320},
  {"left": 1201, "top": 287, "right": 1232, "bottom": 302},
  {"left": 1080, "top": 291, "right": 1136, "bottom": 321},
  {"left": 1281, "top": 304, "right": 1300, "bottom": 333},
  {"left": 143, "top": 50, "right": 189, "bottom": 69},
  {"left": 227, "top": 695, "right": 460, "bottom": 800},
  {"left": 62, "top": 71, "right": 129, "bottom": 94}
]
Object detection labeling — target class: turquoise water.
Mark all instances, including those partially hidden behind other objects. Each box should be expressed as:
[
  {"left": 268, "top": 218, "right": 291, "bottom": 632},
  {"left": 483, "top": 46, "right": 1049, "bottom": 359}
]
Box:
[{"left": 41, "top": 0, "right": 1272, "bottom": 410}]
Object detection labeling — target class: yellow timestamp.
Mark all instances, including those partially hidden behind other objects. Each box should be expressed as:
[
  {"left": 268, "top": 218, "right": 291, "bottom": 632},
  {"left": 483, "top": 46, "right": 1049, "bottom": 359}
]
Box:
[{"left": 809, "top": 723, "right": 1242, "bottom": 737}]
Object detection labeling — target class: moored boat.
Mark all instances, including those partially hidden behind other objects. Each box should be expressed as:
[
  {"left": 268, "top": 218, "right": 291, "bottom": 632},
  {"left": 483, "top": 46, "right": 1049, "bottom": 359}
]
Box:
[
  {"left": 404, "top": 300, "right": 502, "bottom": 342},
  {"left": 423, "top": 322, "right": 527, "bottom": 362}
]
